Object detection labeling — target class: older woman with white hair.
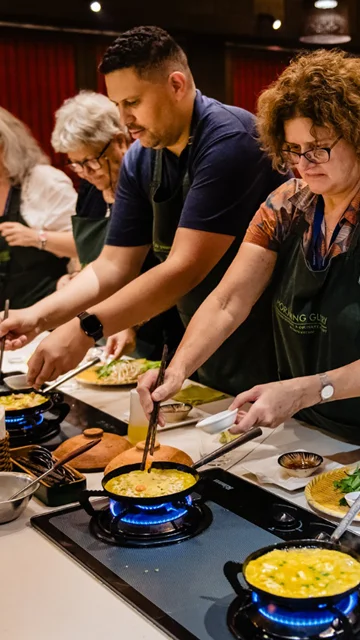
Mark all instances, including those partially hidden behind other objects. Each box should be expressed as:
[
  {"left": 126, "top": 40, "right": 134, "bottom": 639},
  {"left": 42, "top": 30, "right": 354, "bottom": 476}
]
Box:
[
  {"left": 0, "top": 108, "right": 77, "bottom": 309},
  {"left": 52, "top": 91, "right": 184, "bottom": 359}
]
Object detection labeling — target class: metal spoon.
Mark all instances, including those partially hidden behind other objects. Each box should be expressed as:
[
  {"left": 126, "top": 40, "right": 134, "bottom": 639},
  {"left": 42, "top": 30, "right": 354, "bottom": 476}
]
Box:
[
  {"left": 8, "top": 437, "right": 101, "bottom": 500},
  {"left": 316, "top": 491, "right": 360, "bottom": 542}
]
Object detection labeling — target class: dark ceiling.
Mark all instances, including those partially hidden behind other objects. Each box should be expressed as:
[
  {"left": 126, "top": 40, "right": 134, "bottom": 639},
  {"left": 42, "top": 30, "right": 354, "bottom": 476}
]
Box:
[{"left": 0, "top": 0, "right": 358, "bottom": 49}]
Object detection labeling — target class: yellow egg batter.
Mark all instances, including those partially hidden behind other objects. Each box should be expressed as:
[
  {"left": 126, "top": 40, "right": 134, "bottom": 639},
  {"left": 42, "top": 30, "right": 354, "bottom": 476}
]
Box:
[
  {"left": 245, "top": 548, "right": 360, "bottom": 598},
  {"left": 105, "top": 468, "right": 196, "bottom": 498}
]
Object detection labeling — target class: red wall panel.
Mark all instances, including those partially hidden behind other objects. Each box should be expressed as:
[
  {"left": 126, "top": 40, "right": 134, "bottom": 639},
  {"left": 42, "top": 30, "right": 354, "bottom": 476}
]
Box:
[
  {"left": 0, "top": 35, "right": 76, "bottom": 172},
  {"left": 230, "top": 51, "right": 288, "bottom": 114}
]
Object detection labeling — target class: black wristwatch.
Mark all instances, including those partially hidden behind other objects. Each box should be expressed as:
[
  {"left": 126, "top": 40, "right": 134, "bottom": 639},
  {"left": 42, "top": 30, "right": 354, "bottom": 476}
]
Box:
[{"left": 77, "top": 311, "right": 103, "bottom": 343}]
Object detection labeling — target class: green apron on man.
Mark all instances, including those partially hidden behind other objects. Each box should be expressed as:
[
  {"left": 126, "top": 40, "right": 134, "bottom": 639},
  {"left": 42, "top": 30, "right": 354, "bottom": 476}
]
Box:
[{"left": 150, "top": 149, "right": 277, "bottom": 395}]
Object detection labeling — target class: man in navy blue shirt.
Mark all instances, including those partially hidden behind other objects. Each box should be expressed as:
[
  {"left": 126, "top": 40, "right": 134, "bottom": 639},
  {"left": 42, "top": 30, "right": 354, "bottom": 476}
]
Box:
[{"left": 1, "top": 26, "right": 290, "bottom": 394}]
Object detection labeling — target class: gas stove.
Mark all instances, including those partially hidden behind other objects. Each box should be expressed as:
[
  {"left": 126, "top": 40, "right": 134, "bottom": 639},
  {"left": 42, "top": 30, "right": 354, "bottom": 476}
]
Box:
[
  {"left": 7, "top": 392, "right": 127, "bottom": 448},
  {"left": 31, "top": 469, "right": 360, "bottom": 640}
]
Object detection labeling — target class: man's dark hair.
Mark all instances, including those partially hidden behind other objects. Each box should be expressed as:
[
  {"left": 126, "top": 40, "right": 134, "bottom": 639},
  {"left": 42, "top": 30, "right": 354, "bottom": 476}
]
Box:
[{"left": 99, "top": 25, "right": 189, "bottom": 77}]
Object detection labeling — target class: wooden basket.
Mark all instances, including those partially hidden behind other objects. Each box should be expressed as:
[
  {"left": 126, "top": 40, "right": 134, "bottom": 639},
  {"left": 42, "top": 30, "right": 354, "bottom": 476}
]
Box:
[{"left": 0, "top": 432, "right": 12, "bottom": 471}]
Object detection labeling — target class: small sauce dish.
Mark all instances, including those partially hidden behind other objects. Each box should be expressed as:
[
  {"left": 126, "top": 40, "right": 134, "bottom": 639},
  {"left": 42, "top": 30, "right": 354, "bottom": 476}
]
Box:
[
  {"left": 196, "top": 408, "right": 238, "bottom": 434},
  {"left": 160, "top": 402, "right": 193, "bottom": 423},
  {"left": 344, "top": 491, "right": 360, "bottom": 508},
  {"left": 278, "top": 451, "right": 324, "bottom": 478}
]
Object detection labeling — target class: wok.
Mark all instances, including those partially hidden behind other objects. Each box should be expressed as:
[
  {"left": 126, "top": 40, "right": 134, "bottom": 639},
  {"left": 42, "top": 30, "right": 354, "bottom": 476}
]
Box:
[
  {"left": 80, "top": 426, "right": 262, "bottom": 514},
  {"left": 224, "top": 490, "right": 360, "bottom": 611}
]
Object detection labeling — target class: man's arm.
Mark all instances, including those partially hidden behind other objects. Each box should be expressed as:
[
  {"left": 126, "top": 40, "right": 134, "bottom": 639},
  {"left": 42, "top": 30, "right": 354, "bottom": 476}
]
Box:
[
  {"left": 0, "top": 244, "right": 149, "bottom": 344},
  {"left": 88, "top": 228, "right": 235, "bottom": 336}
]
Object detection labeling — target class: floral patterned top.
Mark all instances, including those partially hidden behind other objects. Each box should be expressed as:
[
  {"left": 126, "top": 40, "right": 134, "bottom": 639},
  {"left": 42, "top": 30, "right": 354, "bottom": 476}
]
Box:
[{"left": 244, "top": 178, "right": 360, "bottom": 266}]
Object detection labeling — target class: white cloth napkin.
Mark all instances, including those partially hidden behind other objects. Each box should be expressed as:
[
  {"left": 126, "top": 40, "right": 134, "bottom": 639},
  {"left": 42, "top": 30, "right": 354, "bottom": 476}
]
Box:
[{"left": 240, "top": 449, "right": 340, "bottom": 491}]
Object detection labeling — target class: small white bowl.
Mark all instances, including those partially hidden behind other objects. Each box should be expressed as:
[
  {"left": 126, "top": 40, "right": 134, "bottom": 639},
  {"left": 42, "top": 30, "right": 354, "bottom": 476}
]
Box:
[
  {"left": 4, "top": 374, "right": 31, "bottom": 390},
  {"left": 345, "top": 491, "right": 360, "bottom": 508},
  {"left": 196, "top": 408, "right": 238, "bottom": 435}
]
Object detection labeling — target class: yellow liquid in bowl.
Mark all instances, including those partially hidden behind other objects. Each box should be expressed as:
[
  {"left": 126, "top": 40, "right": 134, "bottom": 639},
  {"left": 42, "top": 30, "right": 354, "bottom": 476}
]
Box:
[{"left": 127, "top": 424, "right": 149, "bottom": 445}]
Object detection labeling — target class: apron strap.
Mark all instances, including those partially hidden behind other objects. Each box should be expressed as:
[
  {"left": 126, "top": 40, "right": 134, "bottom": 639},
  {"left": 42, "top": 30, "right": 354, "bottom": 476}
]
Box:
[{"left": 150, "top": 150, "right": 163, "bottom": 199}]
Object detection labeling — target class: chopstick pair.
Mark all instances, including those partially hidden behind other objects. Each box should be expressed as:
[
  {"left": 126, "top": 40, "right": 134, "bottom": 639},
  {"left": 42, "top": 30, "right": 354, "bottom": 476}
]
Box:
[
  {"left": 140, "top": 344, "right": 168, "bottom": 472},
  {"left": 0, "top": 299, "right": 10, "bottom": 384}
]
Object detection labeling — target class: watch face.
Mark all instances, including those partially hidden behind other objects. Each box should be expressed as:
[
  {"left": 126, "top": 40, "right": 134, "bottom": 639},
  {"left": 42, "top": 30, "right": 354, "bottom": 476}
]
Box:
[
  {"left": 82, "top": 314, "right": 102, "bottom": 334},
  {"left": 321, "top": 384, "right": 334, "bottom": 400}
]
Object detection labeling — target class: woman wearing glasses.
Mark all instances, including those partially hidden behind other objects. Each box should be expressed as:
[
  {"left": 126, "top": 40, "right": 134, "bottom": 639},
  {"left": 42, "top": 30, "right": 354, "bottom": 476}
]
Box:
[
  {"left": 138, "top": 49, "right": 360, "bottom": 443},
  {"left": 52, "top": 91, "right": 183, "bottom": 358},
  {"left": 0, "top": 108, "right": 77, "bottom": 309}
]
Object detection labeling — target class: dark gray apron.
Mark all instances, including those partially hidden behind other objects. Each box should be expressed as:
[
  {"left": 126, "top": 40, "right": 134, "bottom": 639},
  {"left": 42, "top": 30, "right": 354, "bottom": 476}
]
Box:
[
  {"left": 150, "top": 149, "right": 277, "bottom": 395},
  {"left": 72, "top": 215, "right": 109, "bottom": 267},
  {"left": 0, "top": 187, "right": 68, "bottom": 310},
  {"left": 273, "top": 212, "right": 360, "bottom": 443}
]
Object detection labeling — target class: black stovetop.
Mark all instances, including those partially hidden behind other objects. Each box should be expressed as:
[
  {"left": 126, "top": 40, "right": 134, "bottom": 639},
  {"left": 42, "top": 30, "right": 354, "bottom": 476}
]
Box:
[{"left": 31, "top": 469, "right": 360, "bottom": 640}]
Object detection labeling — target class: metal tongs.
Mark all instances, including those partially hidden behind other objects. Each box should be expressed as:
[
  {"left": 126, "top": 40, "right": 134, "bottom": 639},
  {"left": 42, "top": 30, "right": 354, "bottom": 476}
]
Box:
[{"left": 140, "top": 344, "right": 168, "bottom": 472}]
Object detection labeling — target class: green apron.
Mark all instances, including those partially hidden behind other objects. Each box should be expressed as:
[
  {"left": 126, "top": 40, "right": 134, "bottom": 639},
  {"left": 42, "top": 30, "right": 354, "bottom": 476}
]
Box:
[
  {"left": 71, "top": 214, "right": 109, "bottom": 267},
  {"left": 0, "top": 187, "right": 68, "bottom": 310},
  {"left": 150, "top": 150, "right": 277, "bottom": 395},
  {"left": 273, "top": 212, "right": 360, "bottom": 443}
]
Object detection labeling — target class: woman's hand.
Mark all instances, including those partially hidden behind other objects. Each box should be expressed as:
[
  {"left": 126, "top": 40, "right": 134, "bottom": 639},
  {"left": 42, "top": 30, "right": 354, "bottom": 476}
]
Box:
[
  {"left": 0, "top": 222, "right": 38, "bottom": 247},
  {"left": 137, "top": 366, "right": 187, "bottom": 422},
  {"left": 228, "top": 378, "right": 320, "bottom": 433},
  {"left": 0, "top": 308, "right": 42, "bottom": 350},
  {"left": 105, "top": 328, "right": 137, "bottom": 359}
]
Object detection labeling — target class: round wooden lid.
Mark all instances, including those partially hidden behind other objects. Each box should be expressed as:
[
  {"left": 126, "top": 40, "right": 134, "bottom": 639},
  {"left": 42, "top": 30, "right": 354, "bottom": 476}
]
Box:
[
  {"left": 104, "top": 443, "right": 194, "bottom": 475},
  {"left": 53, "top": 429, "right": 132, "bottom": 471}
]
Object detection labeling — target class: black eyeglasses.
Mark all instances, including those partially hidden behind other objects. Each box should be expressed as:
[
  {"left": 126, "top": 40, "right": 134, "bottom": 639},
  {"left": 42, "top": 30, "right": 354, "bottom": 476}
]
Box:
[
  {"left": 281, "top": 135, "right": 342, "bottom": 166},
  {"left": 66, "top": 140, "right": 112, "bottom": 174}
]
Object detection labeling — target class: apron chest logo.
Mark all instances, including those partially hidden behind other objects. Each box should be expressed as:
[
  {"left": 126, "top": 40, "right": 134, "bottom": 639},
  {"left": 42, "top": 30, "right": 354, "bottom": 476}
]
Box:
[{"left": 275, "top": 299, "right": 328, "bottom": 335}]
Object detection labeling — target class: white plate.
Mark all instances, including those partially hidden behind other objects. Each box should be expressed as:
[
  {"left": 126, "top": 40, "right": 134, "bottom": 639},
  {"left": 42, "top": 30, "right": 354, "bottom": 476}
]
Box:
[{"left": 120, "top": 407, "right": 210, "bottom": 431}]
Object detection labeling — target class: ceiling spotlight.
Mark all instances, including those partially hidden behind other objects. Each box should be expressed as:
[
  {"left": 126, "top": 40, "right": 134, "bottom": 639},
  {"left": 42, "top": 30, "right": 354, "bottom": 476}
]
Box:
[
  {"left": 272, "top": 19, "right": 282, "bottom": 30},
  {"left": 90, "top": 1, "right": 101, "bottom": 11},
  {"left": 314, "top": 0, "right": 338, "bottom": 8}
]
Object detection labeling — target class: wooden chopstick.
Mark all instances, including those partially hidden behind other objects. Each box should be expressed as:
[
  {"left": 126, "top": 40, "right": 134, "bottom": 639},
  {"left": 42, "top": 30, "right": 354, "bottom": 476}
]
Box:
[
  {"left": 0, "top": 299, "right": 10, "bottom": 381},
  {"left": 140, "top": 344, "right": 168, "bottom": 471}
]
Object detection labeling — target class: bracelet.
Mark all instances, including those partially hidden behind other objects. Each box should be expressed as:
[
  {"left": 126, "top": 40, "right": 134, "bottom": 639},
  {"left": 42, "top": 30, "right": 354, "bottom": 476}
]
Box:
[{"left": 38, "top": 230, "right": 47, "bottom": 250}]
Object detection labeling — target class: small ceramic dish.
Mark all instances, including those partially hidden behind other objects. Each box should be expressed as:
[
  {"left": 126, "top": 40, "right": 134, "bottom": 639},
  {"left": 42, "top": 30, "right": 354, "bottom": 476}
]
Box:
[
  {"left": 196, "top": 408, "right": 238, "bottom": 435},
  {"left": 160, "top": 402, "right": 193, "bottom": 423},
  {"left": 345, "top": 491, "right": 360, "bottom": 508},
  {"left": 278, "top": 451, "right": 324, "bottom": 478},
  {"left": 4, "top": 374, "right": 31, "bottom": 391}
]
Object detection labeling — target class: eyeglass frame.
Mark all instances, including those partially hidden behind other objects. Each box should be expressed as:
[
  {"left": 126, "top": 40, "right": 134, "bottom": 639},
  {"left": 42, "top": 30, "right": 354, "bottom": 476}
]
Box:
[
  {"left": 66, "top": 139, "right": 112, "bottom": 173},
  {"left": 281, "top": 135, "right": 342, "bottom": 166}
]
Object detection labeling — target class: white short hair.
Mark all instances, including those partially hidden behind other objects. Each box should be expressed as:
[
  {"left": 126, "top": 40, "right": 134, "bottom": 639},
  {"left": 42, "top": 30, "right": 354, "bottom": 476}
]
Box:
[
  {"left": 0, "top": 108, "right": 49, "bottom": 185},
  {"left": 51, "top": 91, "right": 123, "bottom": 153}
]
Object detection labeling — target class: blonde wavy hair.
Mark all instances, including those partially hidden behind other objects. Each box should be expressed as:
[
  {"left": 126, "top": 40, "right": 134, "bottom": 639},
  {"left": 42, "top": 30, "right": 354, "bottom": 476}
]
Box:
[
  {"left": 257, "top": 49, "right": 360, "bottom": 173},
  {"left": 0, "top": 108, "right": 49, "bottom": 185}
]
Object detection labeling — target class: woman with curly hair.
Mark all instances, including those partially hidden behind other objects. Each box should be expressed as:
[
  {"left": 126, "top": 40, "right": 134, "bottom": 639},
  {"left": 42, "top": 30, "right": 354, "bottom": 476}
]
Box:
[{"left": 138, "top": 49, "right": 360, "bottom": 443}]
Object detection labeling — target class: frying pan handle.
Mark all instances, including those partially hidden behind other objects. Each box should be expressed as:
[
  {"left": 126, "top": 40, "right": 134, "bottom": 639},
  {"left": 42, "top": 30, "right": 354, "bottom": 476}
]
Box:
[
  {"left": 193, "top": 427, "right": 262, "bottom": 470},
  {"left": 46, "top": 400, "right": 70, "bottom": 426},
  {"left": 79, "top": 489, "right": 107, "bottom": 516},
  {"left": 330, "top": 607, "right": 353, "bottom": 639},
  {"left": 223, "top": 561, "right": 247, "bottom": 597}
]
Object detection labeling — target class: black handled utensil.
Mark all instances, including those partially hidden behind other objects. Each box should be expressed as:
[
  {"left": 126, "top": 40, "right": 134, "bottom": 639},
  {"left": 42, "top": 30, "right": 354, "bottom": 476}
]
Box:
[{"left": 140, "top": 344, "right": 168, "bottom": 472}]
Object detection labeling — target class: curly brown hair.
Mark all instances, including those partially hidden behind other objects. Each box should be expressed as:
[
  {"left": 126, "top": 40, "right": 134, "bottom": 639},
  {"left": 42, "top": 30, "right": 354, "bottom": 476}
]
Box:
[{"left": 257, "top": 49, "right": 360, "bottom": 172}]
